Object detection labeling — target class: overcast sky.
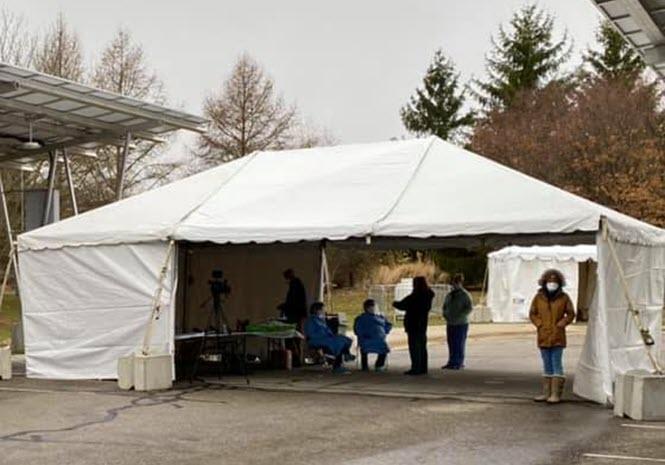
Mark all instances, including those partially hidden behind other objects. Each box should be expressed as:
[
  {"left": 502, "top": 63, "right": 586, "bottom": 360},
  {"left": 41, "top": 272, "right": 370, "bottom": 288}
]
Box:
[{"left": 4, "top": 0, "right": 603, "bottom": 146}]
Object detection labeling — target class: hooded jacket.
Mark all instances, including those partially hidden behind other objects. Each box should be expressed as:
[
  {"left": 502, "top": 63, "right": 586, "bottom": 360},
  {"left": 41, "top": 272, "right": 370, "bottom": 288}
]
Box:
[{"left": 528, "top": 289, "right": 575, "bottom": 348}]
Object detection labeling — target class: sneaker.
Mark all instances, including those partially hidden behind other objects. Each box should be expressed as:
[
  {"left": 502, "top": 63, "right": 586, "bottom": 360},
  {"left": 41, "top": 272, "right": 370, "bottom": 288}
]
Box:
[
  {"left": 375, "top": 366, "right": 387, "bottom": 373},
  {"left": 333, "top": 366, "right": 351, "bottom": 375},
  {"left": 343, "top": 353, "right": 356, "bottom": 362}
]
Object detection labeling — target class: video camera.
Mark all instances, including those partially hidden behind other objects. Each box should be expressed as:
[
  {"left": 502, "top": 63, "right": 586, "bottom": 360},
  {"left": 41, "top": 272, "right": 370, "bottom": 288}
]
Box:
[{"left": 209, "top": 270, "right": 231, "bottom": 305}]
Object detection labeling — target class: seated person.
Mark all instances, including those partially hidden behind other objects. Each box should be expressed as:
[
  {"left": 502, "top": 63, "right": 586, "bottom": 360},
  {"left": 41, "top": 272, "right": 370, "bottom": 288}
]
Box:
[
  {"left": 304, "top": 302, "right": 354, "bottom": 373},
  {"left": 354, "top": 299, "right": 392, "bottom": 372}
]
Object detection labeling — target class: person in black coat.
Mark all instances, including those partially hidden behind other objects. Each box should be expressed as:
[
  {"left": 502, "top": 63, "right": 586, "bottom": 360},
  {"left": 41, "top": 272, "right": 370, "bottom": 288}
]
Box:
[
  {"left": 278, "top": 269, "right": 308, "bottom": 366},
  {"left": 278, "top": 269, "right": 308, "bottom": 325},
  {"left": 393, "top": 276, "right": 435, "bottom": 375}
]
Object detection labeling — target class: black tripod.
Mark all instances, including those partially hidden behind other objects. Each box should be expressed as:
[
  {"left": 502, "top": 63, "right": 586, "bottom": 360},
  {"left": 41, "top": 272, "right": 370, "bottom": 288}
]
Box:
[{"left": 190, "top": 278, "right": 234, "bottom": 381}]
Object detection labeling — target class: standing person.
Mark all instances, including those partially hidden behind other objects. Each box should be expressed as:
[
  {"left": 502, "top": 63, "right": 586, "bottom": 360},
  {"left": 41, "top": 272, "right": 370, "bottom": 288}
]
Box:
[
  {"left": 393, "top": 276, "right": 435, "bottom": 375},
  {"left": 354, "top": 299, "right": 392, "bottom": 372},
  {"left": 529, "top": 269, "right": 575, "bottom": 404},
  {"left": 304, "top": 302, "right": 355, "bottom": 374},
  {"left": 442, "top": 273, "right": 473, "bottom": 370},
  {"left": 278, "top": 269, "right": 308, "bottom": 366}
]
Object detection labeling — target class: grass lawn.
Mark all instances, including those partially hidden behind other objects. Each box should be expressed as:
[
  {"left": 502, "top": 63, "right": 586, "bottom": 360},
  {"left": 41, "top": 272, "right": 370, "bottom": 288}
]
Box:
[{"left": 0, "top": 293, "right": 20, "bottom": 344}]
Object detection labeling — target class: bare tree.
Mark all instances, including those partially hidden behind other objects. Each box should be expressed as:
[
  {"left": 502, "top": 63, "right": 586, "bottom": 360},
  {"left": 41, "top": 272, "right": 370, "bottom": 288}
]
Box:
[
  {"left": 33, "top": 13, "right": 84, "bottom": 80},
  {"left": 71, "top": 29, "right": 177, "bottom": 209},
  {"left": 198, "top": 54, "right": 298, "bottom": 163},
  {"left": 0, "top": 7, "right": 36, "bottom": 66}
]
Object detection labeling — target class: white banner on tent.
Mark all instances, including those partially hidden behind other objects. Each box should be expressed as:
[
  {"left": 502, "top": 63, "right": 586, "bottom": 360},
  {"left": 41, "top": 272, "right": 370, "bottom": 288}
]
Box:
[{"left": 574, "top": 217, "right": 664, "bottom": 404}]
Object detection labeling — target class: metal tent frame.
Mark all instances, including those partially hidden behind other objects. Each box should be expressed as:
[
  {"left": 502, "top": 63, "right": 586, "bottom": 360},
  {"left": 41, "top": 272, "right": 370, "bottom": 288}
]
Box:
[{"left": 0, "top": 62, "right": 206, "bottom": 309}]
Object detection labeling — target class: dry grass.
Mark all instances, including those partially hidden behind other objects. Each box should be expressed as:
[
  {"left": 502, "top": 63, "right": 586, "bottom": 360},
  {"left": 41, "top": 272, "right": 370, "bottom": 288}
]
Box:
[{"left": 371, "top": 259, "right": 448, "bottom": 285}]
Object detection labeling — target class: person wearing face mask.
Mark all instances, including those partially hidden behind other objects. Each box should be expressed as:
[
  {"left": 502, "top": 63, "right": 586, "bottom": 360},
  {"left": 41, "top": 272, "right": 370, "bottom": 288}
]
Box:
[
  {"left": 304, "top": 302, "right": 355, "bottom": 374},
  {"left": 442, "top": 273, "right": 473, "bottom": 370},
  {"left": 529, "top": 269, "right": 575, "bottom": 404},
  {"left": 354, "top": 299, "right": 392, "bottom": 372}
]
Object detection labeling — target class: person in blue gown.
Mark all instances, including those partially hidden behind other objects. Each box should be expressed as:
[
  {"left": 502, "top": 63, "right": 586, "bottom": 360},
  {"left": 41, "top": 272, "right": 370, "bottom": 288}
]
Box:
[
  {"left": 304, "top": 302, "right": 354, "bottom": 373},
  {"left": 354, "top": 299, "right": 392, "bottom": 372}
]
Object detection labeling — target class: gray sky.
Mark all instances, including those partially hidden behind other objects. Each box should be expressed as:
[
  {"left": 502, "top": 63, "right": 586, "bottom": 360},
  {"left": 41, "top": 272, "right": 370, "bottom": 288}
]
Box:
[{"left": 4, "top": 0, "right": 603, "bottom": 145}]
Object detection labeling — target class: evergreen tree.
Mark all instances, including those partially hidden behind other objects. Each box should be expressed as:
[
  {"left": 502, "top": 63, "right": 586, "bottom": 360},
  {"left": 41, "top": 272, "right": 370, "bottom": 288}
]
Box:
[
  {"left": 584, "top": 21, "right": 644, "bottom": 81},
  {"left": 400, "top": 49, "right": 474, "bottom": 141},
  {"left": 476, "top": 4, "right": 571, "bottom": 109}
]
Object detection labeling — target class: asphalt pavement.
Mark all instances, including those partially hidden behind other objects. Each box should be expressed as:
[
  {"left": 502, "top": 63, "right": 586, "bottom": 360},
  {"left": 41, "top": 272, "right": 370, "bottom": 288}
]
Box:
[{"left": 0, "top": 325, "right": 663, "bottom": 465}]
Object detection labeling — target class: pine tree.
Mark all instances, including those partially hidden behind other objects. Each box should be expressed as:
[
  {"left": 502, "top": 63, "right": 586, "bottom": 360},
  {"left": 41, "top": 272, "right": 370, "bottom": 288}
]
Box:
[
  {"left": 584, "top": 21, "right": 644, "bottom": 81},
  {"left": 400, "top": 50, "right": 474, "bottom": 141},
  {"left": 476, "top": 4, "right": 571, "bottom": 109}
]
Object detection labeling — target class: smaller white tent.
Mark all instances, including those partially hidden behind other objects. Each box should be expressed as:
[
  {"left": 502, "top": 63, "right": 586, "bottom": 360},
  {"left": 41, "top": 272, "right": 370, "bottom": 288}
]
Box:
[{"left": 487, "top": 245, "right": 597, "bottom": 322}]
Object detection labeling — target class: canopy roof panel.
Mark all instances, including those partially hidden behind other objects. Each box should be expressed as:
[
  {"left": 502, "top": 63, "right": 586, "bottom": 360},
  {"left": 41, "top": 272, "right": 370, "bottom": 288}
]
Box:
[
  {"left": 0, "top": 62, "right": 206, "bottom": 169},
  {"left": 591, "top": 0, "right": 665, "bottom": 78},
  {"left": 17, "top": 137, "right": 665, "bottom": 251},
  {"left": 488, "top": 245, "right": 598, "bottom": 262}
]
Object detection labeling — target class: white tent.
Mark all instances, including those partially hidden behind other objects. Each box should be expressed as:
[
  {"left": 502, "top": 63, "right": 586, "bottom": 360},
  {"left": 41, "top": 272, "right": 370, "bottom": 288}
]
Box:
[
  {"left": 17, "top": 137, "right": 665, "bottom": 404},
  {"left": 487, "top": 245, "right": 597, "bottom": 322}
]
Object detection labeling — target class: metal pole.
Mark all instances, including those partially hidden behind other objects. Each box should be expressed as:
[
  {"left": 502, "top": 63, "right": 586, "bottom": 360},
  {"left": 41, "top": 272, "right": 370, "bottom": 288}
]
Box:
[
  {"left": 42, "top": 151, "right": 58, "bottom": 225},
  {"left": 62, "top": 149, "right": 78, "bottom": 215},
  {"left": 116, "top": 132, "right": 131, "bottom": 201},
  {"left": 0, "top": 172, "right": 19, "bottom": 300}
]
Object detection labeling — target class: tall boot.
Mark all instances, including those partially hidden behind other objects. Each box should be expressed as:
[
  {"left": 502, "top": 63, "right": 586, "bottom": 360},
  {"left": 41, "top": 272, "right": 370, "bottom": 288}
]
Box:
[
  {"left": 547, "top": 376, "right": 565, "bottom": 404},
  {"left": 534, "top": 376, "right": 551, "bottom": 402}
]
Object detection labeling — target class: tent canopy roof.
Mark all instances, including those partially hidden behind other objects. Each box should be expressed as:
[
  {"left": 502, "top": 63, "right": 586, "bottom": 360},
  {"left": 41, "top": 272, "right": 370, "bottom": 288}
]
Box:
[
  {"left": 18, "top": 137, "right": 665, "bottom": 251},
  {"left": 488, "top": 245, "right": 597, "bottom": 263}
]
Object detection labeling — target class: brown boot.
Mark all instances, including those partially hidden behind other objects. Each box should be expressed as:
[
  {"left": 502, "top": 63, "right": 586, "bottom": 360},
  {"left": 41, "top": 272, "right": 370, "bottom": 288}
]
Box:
[
  {"left": 547, "top": 376, "right": 565, "bottom": 404},
  {"left": 534, "top": 376, "right": 551, "bottom": 402}
]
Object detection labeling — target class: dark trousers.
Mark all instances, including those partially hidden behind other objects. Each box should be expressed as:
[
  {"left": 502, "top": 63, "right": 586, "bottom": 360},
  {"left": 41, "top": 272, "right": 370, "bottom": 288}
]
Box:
[
  {"left": 446, "top": 324, "right": 469, "bottom": 368},
  {"left": 361, "top": 352, "right": 387, "bottom": 370},
  {"left": 332, "top": 339, "right": 353, "bottom": 369},
  {"left": 407, "top": 331, "right": 428, "bottom": 374}
]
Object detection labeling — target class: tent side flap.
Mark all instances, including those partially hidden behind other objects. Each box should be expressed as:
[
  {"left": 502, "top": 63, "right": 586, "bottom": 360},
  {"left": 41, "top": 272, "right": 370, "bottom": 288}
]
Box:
[
  {"left": 574, "top": 217, "right": 665, "bottom": 404},
  {"left": 18, "top": 241, "right": 175, "bottom": 379}
]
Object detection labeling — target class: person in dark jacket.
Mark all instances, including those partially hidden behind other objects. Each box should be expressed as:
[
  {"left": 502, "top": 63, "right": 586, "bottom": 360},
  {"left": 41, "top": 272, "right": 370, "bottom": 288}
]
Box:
[
  {"left": 278, "top": 269, "right": 308, "bottom": 366},
  {"left": 278, "top": 269, "right": 308, "bottom": 324},
  {"left": 393, "top": 276, "right": 435, "bottom": 375},
  {"left": 442, "top": 273, "right": 473, "bottom": 370}
]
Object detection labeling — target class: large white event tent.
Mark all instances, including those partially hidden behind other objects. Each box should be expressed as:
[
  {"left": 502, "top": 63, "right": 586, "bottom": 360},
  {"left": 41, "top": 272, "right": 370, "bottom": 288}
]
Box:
[
  {"left": 487, "top": 245, "right": 597, "bottom": 323},
  {"left": 17, "top": 137, "right": 665, "bottom": 404}
]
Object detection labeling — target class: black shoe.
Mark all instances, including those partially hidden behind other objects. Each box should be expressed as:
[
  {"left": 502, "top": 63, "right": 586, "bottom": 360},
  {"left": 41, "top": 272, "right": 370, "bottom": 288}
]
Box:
[
  {"left": 441, "top": 363, "right": 453, "bottom": 370},
  {"left": 404, "top": 370, "right": 416, "bottom": 375}
]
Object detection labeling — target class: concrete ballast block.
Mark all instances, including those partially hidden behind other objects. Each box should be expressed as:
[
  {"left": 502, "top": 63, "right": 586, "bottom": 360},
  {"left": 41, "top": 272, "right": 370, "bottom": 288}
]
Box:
[
  {"left": 615, "top": 370, "right": 665, "bottom": 421},
  {"left": 117, "top": 354, "right": 135, "bottom": 390},
  {"left": 0, "top": 346, "right": 11, "bottom": 380},
  {"left": 133, "top": 353, "right": 173, "bottom": 391}
]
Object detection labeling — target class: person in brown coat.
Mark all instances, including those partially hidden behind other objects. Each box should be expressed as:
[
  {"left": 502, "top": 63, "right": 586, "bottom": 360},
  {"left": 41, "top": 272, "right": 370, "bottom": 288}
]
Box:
[{"left": 529, "top": 269, "right": 575, "bottom": 404}]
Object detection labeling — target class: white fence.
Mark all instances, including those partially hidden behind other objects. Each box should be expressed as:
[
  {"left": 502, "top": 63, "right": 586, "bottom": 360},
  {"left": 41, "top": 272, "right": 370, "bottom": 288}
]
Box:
[{"left": 367, "top": 283, "right": 492, "bottom": 324}]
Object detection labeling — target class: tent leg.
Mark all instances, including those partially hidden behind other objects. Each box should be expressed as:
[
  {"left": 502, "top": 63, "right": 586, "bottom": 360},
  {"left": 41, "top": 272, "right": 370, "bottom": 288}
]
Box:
[
  {"left": 0, "top": 246, "right": 13, "bottom": 311},
  {"left": 0, "top": 172, "right": 19, "bottom": 298},
  {"left": 116, "top": 132, "right": 132, "bottom": 201},
  {"left": 42, "top": 151, "right": 58, "bottom": 226},
  {"left": 62, "top": 149, "right": 78, "bottom": 215}
]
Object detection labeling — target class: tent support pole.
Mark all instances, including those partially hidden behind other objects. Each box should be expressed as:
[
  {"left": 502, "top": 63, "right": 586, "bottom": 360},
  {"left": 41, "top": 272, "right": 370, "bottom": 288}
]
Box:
[
  {"left": 42, "top": 151, "right": 58, "bottom": 226},
  {"left": 320, "top": 241, "right": 333, "bottom": 312},
  {"left": 0, "top": 172, "right": 19, "bottom": 301},
  {"left": 116, "top": 132, "right": 131, "bottom": 201},
  {"left": 62, "top": 149, "right": 78, "bottom": 215},
  {"left": 601, "top": 218, "right": 663, "bottom": 374},
  {"left": 141, "top": 240, "right": 176, "bottom": 355}
]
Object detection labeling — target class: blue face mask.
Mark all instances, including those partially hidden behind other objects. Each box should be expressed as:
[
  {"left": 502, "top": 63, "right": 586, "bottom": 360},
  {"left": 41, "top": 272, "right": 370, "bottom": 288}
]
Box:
[{"left": 317, "top": 312, "right": 326, "bottom": 320}]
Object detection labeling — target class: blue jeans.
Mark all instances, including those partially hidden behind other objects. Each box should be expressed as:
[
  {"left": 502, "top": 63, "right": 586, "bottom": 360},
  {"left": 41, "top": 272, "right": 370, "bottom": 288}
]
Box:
[
  {"left": 540, "top": 347, "right": 564, "bottom": 376},
  {"left": 446, "top": 324, "right": 469, "bottom": 368}
]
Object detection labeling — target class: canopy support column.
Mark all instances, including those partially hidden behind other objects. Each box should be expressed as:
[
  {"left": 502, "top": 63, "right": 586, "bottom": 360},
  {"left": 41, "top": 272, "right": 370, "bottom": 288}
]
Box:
[
  {"left": 42, "top": 151, "right": 58, "bottom": 226},
  {"left": 0, "top": 171, "right": 19, "bottom": 301},
  {"left": 62, "top": 149, "right": 78, "bottom": 216},
  {"left": 116, "top": 132, "right": 132, "bottom": 201}
]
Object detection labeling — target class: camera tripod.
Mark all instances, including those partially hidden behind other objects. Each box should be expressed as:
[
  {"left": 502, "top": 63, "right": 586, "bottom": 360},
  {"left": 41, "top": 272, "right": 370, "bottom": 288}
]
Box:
[{"left": 190, "top": 295, "right": 236, "bottom": 381}]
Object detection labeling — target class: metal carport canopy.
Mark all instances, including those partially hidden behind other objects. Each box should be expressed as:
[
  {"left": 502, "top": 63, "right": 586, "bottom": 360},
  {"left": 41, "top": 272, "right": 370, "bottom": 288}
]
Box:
[{"left": 591, "top": 0, "right": 665, "bottom": 77}]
